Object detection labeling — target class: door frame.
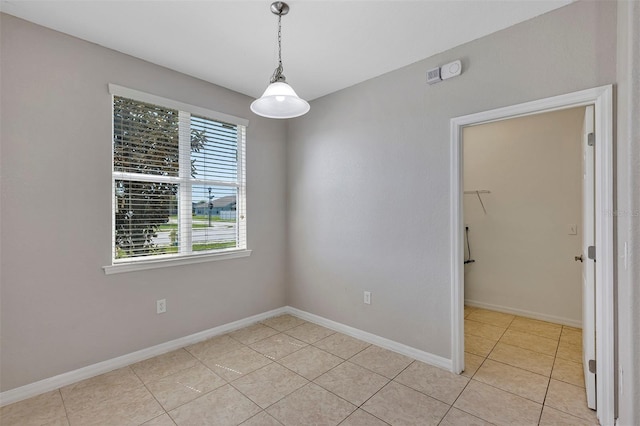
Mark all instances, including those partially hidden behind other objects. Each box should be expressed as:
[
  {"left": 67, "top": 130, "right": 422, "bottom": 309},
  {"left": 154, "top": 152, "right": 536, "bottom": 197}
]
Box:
[{"left": 449, "top": 85, "right": 614, "bottom": 424}]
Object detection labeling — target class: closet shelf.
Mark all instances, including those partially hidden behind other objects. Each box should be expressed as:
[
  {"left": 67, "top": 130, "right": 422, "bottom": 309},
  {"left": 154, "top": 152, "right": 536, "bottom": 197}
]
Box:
[{"left": 463, "top": 190, "right": 491, "bottom": 214}]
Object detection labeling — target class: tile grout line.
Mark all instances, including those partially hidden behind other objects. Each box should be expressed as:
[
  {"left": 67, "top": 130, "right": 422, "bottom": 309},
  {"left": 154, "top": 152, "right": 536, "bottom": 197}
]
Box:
[
  {"left": 483, "top": 357, "right": 550, "bottom": 380},
  {"left": 436, "top": 371, "right": 476, "bottom": 425},
  {"left": 223, "top": 334, "right": 355, "bottom": 424},
  {"left": 238, "top": 312, "right": 584, "bottom": 425},
  {"left": 472, "top": 365, "right": 551, "bottom": 406},
  {"left": 142, "top": 338, "right": 266, "bottom": 422},
  {"left": 443, "top": 390, "right": 491, "bottom": 426},
  {"left": 307, "top": 346, "right": 388, "bottom": 424},
  {"left": 358, "top": 359, "right": 453, "bottom": 424},
  {"left": 538, "top": 373, "right": 552, "bottom": 426},
  {"left": 480, "top": 319, "right": 552, "bottom": 407},
  {"left": 0, "top": 314, "right": 299, "bottom": 425},
  {"left": 135, "top": 348, "right": 213, "bottom": 410},
  {"left": 462, "top": 315, "right": 546, "bottom": 423},
  {"left": 391, "top": 361, "right": 473, "bottom": 408},
  {"left": 61, "top": 365, "right": 171, "bottom": 426},
  {"left": 56, "top": 388, "right": 73, "bottom": 426},
  {"left": 315, "top": 346, "right": 416, "bottom": 425},
  {"left": 226, "top": 362, "right": 307, "bottom": 416},
  {"left": 164, "top": 317, "right": 305, "bottom": 423},
  {"left": 465, "top": 311, "right": 591, "bottom": 425},
  {"left": 238, "top": 410, "right": 284, "bottom": 426},
  {"left": 154, "top": 357, "right": 233, "bottom": 417},
  {"left": 465, "top": 350, "right": 489, "bottom": 380},
  {"left": 438, "top": 367, "right": 468, "bottom": 426},
  {"left": 10, "top": 311, "right": 590, "bottom": 426},
  {"left": 310, "top": 334, "right": 372, "bottom": 360},
  {"left": 132, "top": 359, "right": 174, "bottom": 424},
  {"left": 188, "top": 319, "right": 350, "bottom": 424}
]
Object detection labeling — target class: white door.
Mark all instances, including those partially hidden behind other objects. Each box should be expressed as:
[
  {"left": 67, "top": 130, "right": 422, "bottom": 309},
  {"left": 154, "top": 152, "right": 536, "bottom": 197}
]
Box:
[{"left": 581, "top": 105, "right": 596, "bottom": 409}]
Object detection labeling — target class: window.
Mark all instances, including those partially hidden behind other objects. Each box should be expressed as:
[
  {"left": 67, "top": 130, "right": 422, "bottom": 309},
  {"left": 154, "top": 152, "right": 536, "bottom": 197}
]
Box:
[{"left": 107, "top": 85, "right": 248, "bottom": 271}]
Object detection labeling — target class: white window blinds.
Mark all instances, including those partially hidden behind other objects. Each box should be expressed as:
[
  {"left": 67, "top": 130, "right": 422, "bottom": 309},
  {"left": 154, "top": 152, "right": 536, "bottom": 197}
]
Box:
[{"left": 110, "top": 85, "right": 247, "bottom": 263}]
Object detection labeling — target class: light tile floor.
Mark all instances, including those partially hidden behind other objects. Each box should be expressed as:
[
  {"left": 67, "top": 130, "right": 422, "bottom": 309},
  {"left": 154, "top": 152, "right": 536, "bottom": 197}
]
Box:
[{"left": 0, "top": 309, "right": 599, "bottom": 425}]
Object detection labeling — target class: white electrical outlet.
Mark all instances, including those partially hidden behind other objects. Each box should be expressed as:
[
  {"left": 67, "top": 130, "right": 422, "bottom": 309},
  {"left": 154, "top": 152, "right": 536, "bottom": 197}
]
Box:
[
  {"left": 364, "top": 291, "right": 371, "bottom": 305},
  {"left": 156, "top": 299, "right": 167, "bottom": 314}
]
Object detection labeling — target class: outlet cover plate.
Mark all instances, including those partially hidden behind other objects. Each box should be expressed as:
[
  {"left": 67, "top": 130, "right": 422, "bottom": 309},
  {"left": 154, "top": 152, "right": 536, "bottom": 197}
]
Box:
[{"left": 157, "top": 299, "right": 167, "bottom": 314}]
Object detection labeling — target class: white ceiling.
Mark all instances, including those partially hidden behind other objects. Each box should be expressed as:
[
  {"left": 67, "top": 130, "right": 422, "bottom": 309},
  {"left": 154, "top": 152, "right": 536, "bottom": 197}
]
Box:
[{"left": 1, "top": 0, "right": 572, "bottom": 101}]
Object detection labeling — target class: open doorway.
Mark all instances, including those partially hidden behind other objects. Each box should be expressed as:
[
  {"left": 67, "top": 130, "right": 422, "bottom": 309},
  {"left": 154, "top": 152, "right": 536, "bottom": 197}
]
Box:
[
  {"left": 462, "top": 107, "right": 586, "bottom": 328},
  {"left": 449, "top": 86, "right": 614, "bottom": 425},
  {"left": 462, "top": 105, "right": 598, "bottom": 412}
]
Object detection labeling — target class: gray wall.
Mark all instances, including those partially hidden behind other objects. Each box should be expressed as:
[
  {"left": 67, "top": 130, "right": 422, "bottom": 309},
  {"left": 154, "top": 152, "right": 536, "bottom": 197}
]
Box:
[
  {"left": 3, "top": 3, "right": 637, "bottom": 420},
  {"left": 287, "top": 1, "right": 617, "bottom": 359},
  {"left": 0, "top": 14, "right": 288, "bottom": 391}
]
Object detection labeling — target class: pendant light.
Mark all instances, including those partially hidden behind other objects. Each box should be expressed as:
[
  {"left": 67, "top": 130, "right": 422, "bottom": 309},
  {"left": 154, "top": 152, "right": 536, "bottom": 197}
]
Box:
[{"left": 250, "top": 2, "right": 310, "bottom": 119}]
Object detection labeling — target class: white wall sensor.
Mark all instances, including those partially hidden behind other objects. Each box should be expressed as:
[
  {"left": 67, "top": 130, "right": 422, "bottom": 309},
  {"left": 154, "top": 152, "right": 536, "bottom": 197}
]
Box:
[
  {"left": 441, "top": 60, "right": 462, "bottom": 80},
  {"left": 426, "top": 60, "right": 462, "bottom": 85}
]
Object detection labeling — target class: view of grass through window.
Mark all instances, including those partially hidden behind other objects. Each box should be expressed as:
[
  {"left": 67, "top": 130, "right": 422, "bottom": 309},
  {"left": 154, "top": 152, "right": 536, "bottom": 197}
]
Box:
[{"left": 112, "top": 95, "right": 243, "bottom": 261}]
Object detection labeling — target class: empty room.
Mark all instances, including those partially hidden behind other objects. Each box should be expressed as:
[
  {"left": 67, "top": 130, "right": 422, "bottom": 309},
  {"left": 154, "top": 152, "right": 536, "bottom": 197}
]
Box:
[{"left": 1, "top": 1, "right": 638, "bottom": 426}]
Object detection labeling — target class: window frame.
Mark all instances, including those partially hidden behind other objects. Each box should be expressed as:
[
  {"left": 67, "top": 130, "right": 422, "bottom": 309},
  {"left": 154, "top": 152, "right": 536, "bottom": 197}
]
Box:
[{"left": 103, "top": 84, "right": 250, "bottom": 275}]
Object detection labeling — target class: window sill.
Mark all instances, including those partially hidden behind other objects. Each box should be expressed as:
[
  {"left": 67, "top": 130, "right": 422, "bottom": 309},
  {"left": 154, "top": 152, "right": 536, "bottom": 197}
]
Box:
[{"left": 102, "top": 249, "right": 252, "bottom": 275}]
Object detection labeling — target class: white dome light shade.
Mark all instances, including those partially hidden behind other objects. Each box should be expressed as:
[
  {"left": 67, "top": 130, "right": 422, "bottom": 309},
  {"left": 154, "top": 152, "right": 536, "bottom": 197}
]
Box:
[{"left": 250, "top": 82, "right": 310, "bottom": 119}]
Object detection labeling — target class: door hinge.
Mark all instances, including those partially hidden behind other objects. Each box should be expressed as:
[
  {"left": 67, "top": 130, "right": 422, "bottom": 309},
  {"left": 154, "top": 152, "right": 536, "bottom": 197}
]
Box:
[
  {"left": 588, "top": 132, "right": 595, "bottom": 146},
  {"left": 588, "top": 245, "right": 596, "bottom": 260},
  {"left": 589, "top": 359, "right": 596, "bottom": 374}
]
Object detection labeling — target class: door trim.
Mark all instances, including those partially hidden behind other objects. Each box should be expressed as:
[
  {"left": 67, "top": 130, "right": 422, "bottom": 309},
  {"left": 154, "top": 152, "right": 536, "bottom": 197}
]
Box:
[{"left": 449, "top": 85, "right": 614, "bottom": 425}]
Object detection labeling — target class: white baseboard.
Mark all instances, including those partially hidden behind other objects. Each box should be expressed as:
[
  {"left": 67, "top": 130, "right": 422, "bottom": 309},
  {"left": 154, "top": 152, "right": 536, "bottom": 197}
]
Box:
[
  {"left": 1, "top": 305, "right": 452, "bottom": 407},
  {"left": 464, "top": 299, "right": 582, "bottom": 328},
  {"left": 0, "top": 306, "right": 287, "bottom": 407},
  {"left": 286, "top": 307, "right": 452, "bottom": 371}
]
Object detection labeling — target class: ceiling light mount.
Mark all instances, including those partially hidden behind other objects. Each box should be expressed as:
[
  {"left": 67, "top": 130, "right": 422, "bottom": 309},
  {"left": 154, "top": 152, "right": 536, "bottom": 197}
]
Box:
[
  {"left": 270, "top": 2, "right": 289, "bottom": 16},
  {"left": 250, "top": 1, "right": 310, "bottom": 119}
]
